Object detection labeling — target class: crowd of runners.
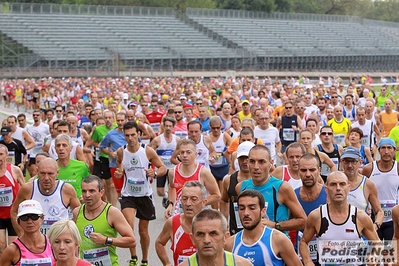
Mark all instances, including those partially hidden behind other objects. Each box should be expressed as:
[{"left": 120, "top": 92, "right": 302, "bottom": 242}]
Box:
[{"left": 0, "top": 75, "right": 399, "bottom": 265}]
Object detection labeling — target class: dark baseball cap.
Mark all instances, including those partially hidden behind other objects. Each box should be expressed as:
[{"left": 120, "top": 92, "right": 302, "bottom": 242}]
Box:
[{"left": 1, "top": 126, "right": 11, "bottom": 135}]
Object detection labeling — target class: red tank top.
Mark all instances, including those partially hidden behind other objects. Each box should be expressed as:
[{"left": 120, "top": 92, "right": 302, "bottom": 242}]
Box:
[
  {"left": 171, "top": 214, "right": 196, "bottom": 266},
  {"left": 172, "top": 163, "right": 203, "bottom": 200},
  {"left": 0, "top": 163, "right": 19, "bottom": 219}
]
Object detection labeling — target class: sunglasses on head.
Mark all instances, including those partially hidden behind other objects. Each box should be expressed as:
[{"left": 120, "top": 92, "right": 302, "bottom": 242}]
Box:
[{"left": 19, "top": 214, "right": 42, "bottom": 221}]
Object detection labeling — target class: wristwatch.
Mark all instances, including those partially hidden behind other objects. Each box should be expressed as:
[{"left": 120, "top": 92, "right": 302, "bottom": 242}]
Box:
[
  {"left": 275, "top": 222, "right": 281, "bottom": 230},
  {"left": 105, "top": 237, "right": 113, "bottom": 246}
]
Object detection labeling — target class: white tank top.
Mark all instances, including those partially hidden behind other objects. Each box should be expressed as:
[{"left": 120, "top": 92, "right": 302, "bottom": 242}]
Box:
[
  {"left": 121, "top": 146, "right": 152, "bottom": 197},
  {"left": 32, "top": 179, "right": 69, "bottom": 235},
  {"left": 157, "top": 134, "right": 178, "bottom": 170},
  {"left": 211, "top": 133, "right": 227, "bottom": 167},
  {"left": 347, "top": 176, "right": 368, "bottom": 212},
  {"left": 317, "top": 205, "right": 361, "bottom": 263},
  {"left": 230, "top": 128, "right": 241, "bottom": 139},
  {"left": 195, "top": 135, "right": 210, "bottom": 170},
  {"left": 26, "top": 122, "right": 50, "bottom": 158},
  {"left": 282, "top": 166, "right": 302, "bottom": 190},
  {"left": 48, "top": 139, "right": 78, "bottom": 160},
  {"left": 351, "top": 120, "right": 373, "bottom": 148},
  {"left": 369, "top": 161, "right": 399, "bottom": 222},
  {"left": 71, "top": 128, "right": 84, "bottom": 148},
  {"left": 12, "top": 127, "right": 25, "bottom": 146}
]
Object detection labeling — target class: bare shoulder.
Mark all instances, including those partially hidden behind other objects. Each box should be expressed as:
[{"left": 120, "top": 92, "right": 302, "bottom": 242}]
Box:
[{"left": 234, "top": 254, "right": 253, "bottom": 265}]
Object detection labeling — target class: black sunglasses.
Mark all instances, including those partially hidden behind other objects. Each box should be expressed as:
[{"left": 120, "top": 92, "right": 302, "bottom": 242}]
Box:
[{"left": 19, "top": 214, "right": 42, "bottom": 221}]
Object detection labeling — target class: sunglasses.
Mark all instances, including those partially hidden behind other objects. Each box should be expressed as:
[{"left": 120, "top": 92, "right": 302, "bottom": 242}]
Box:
[
  {"left": 33, "top": 114, "right": 40, "bottom": 117},
  {"left": 175, "top": 111, "right": 182, "bottom": 114},
  {"left": 19, "top": 214, "right": 42, "bottom": 221},
  {"left": 211, "top": 127, "right": 221, "bottom": 130},
  {"left": 320, "top": 132, "right": 333, "bottom": 136},
  {"left": 285, "top": 106, "right": 293, "bottom": 109}
]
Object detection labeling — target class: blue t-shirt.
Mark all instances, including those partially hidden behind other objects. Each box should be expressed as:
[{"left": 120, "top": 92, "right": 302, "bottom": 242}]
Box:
[
  {"left": 99, "top": 129, "right": 126, "bottom": 167},
  {"left": 197, "top": 117, "right": 210, "bottom": 132}
]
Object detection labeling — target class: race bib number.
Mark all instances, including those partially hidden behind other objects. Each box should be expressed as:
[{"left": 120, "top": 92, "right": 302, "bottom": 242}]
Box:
[
  {"left": 150, "top": 123, "right": 160, "bottom": 133},
  {"left": 177, "top": 255, "right": 190, "bottom": 265},
  {"left": 127, "top": 178, "right": 146, "bottom": 196},
  {"left": 157, "top": 150, "right": 174, "bottom": 169},
  {"left": 297, "top": 232, "right": 317, "bottom": 261},
  {"left": 360, "top": 135, "right": 370, "bottom": 147},
  {"left": 7, "top": 151, "right": 15, "bottom": 165},
  {"left": 83, "top": 247, "right": 112, "bottom": 266},
  {"left": 334, "top": 134, "right": 345, "bottom": 146},
  {"left": 175, "top": 131, "right": 188, "bottom": 139},
  {"left": 213, "top": 153, "right": 224, "bottom": 166},
  {"left": 283, "top": 128, "right": 295, "bottom": 141},
  {"left": 233, "top": 202, "right": 243, "bottom": 229},
  {"left": 40, "top": 220, "right": 57, "bottom": 235},
  {"left": 20, "top": 257, "right": 52, "bottom": 266},
  {"left": 321, "top": 158, "right": 339, "bottom": 177},
  {"left": 381, "top": 200, "right": 396, "bottom": 222},
  {"left": 0, "top": 186, "right": 13, "bottom": 207}
]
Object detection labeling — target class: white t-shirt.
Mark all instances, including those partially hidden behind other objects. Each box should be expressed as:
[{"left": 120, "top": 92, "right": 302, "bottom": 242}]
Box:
[{"left": 254, "top": 126, "right": 280, "bottom": 161}]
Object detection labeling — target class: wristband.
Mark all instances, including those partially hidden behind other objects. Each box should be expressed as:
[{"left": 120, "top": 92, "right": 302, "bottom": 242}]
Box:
[{"left": 105, "top": 237, "right": 113, "bottom": 246}]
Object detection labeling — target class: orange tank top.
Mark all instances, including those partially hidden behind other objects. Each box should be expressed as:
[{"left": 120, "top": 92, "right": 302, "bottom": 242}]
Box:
[{"left": 381, "top": 111, "right": 398, "bottom": 137}]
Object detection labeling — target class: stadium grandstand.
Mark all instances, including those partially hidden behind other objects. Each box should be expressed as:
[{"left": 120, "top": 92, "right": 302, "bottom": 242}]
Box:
[{"left": 1, "top": 2, "right": 399, "bottom": 73}]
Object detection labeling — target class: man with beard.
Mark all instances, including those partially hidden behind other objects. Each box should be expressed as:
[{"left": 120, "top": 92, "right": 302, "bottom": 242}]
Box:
[
  {"left": 363, "top": 138, "right": 399, "bottom": 241},
  {"left": 220, "top": 141, "right": 254, "bottom": 235},
  {"left": 172, "top": 105, "right": 188, "bottom": 139},
  {"left": 315, "top": 97, "right": 327, "bottom": 125},
  {"left": 225, "top": 189, "right": 301, "bottom": 265},
  {"left": 295, "top": 154, "right": 327, "bottom": 264}
]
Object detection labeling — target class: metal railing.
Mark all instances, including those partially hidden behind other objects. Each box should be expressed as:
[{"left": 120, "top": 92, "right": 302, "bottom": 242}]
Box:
[
  {"left": 0, "top": 3, "right": 175, "bottom": 16},
  {"left": 363, "top": 19, "right": 399, "bottom": 28},
  {"left": 186, "top": 8, "right": 362, "bottom": 23}
]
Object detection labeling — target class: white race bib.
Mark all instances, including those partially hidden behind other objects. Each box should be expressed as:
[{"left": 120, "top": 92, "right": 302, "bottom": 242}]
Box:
[
  {"left": 40, "top": 219, "right": 57, "bottom": 235},
  {"left": 233, "top": 202, "right": 243, "bottom": 229},
  {"left": 20, "top": 257, "right": 52, "bottom": 266},
  {"left": 82, "top": 247, "right": 112, "bottom": 266},
  {"left": 283, "top": 128, "right": 295, "bottom": 141},
  {"left": 297, "top": 231, "right": 318, "bottom": 261},
  {"left": 381, "top": 200, "right": 396, "bottom": 222},
  {"left": 334, "top": 134, "right": 345, "bottom": 146},
  {"left": 177, "top": 255, "right": 190, "bottom": 265},
  {"left": 127, "top": 178, "right": 146, "bottom": 196},
  {"left": 0, "top": 186, "right": 13, "bottom": 206}
]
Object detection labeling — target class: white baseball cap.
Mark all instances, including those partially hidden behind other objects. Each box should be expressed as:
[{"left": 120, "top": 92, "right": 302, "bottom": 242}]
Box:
[
  {"left": 237, "top": 141, "right": 255, "bottom": 158},
  {"left": 17, "top": 200, "right": 43, "bottom": 218}
]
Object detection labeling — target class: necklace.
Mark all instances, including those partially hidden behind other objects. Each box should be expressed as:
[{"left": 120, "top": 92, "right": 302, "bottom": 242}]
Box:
[{"left": 86, "top": 202, "right": 104, "bottom": 214}]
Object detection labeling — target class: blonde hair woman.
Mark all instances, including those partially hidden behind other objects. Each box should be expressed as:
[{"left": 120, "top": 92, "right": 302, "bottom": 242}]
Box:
[{"left": 48, "top": 220, "right": 93, "bottom": 266}]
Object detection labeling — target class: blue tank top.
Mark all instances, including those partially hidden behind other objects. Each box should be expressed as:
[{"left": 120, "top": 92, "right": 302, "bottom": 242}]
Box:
[
  {"left": 232, "top": 226, "right": 283, "bottom": 266},
  {"left": 240, "top": 177, "right": 289, "bottom": 223},
  {"left": 294, "top": 186, "right": 327, "bottom": 216},
  {"left": 359, "top": 145, "right": 369, "bottom": 166}
]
